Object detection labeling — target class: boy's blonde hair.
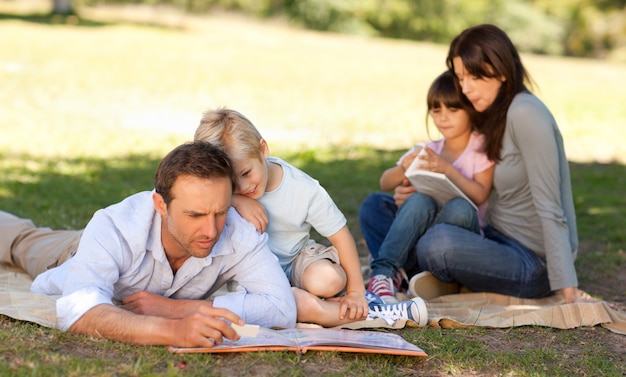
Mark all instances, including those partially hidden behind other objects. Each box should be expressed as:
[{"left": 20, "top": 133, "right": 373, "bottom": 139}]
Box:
[{"left": 194, "top": 108, "right": 264, "bottom": 161}]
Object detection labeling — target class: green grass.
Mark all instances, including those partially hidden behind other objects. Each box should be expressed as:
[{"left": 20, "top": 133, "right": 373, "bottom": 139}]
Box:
[{"left": 0, "top": 3, "right": 625, "bottom": 376}]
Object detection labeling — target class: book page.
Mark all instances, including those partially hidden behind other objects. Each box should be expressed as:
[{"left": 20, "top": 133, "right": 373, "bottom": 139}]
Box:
[
  {"left": 292, "top": 328, "right": 425, "bottom": 353},
  {"left": 168, "top": 327, "right": 295, "bottom": 353},
  {"left": 405, "top": 157, "right": 477, "bottom": 210},
  {"left": 168, "top": 327, "right": 427, "bottom": 356}
]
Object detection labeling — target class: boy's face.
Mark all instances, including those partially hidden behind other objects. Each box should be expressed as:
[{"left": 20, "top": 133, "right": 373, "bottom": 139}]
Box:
[{"left": 232, "top": 155, "right": 269, "bottom": 200}]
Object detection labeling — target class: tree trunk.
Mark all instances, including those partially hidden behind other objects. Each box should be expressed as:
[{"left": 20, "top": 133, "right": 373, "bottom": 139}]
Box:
[{"left": 52, "top": 0, "right": 73, "bottom": 15}]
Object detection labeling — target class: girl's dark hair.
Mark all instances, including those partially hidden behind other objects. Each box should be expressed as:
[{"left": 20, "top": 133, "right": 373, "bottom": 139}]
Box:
[
  {"left": 425, "top": 71, "right": 472, "bottom": 138},
  {"left": 427, "top": 70, "right": 465, "bottom": 111},
  {"left": 446, "top": 24, "right": 534, "bottom": 162},
  {"left": 154, "top": 141, "right": 237, "bottom": 205}
]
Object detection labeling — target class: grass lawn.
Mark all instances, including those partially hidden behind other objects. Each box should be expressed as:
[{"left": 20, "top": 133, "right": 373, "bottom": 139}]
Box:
[{"left": 0, "top": 2, "right": 625, "bottom": 376}]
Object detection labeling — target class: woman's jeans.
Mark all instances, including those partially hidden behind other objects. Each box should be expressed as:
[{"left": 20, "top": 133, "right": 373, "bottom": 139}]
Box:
[
  {"left": 417, "top": 224, "right": 552, "bottom": 298},
  {"left": 358, "top": 192, "right": 552, "bottom": 298},
  {"left": 358, "top": 192, "right": 478, "bottom": 278}
]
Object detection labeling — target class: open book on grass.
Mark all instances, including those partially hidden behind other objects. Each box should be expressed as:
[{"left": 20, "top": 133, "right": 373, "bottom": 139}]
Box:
[
  {"left": 405, "top": 153, "right": 477, "bottom": 210},
  {"left": 168, "top": 325, "right": 427, "bottom": 357}
]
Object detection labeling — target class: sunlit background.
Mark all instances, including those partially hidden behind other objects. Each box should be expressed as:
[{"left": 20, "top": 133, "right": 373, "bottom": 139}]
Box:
[{"left": 1, "top": 0, "right": 625, "bottom": 163}]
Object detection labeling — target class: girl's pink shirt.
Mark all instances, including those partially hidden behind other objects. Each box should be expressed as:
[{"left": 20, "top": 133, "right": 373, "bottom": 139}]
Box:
[{"left": 398, "top": 131, "right": 493, "bottom": 228}]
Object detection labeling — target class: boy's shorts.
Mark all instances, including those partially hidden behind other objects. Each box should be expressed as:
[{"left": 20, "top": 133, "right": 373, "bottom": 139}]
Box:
[{"left": 289, "top": 242, "right": 340, "bottom": 289}]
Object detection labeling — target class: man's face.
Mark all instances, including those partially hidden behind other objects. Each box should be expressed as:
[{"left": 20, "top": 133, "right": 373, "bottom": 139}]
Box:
[{"left": 154, "top": 175, "right": 232, "bottom": 263}]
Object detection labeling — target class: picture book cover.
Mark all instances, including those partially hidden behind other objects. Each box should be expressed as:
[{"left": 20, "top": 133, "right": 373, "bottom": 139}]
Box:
[{"left": 168, "top": 325, "right": 427, "bottom": 357}]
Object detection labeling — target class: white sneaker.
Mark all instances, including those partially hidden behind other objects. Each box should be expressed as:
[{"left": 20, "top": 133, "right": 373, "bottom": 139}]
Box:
[
  {"left": 364, "top": 290, "right": 385, "bottom": 306},
  {"left": 408, "top": 271, "right": 459, "bottom": 300},
  {"left": 367, "top": 296, "right": 428, "bottom": 327}
]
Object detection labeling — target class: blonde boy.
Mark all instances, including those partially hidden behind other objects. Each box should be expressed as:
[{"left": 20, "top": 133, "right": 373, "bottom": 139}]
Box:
[{"left": 194, "top": 108, "right": 427, "bottom": 327}]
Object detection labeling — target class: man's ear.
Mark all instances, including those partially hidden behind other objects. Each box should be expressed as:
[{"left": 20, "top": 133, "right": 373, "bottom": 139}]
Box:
[
  {"left": 260, "top": 138, "right": 270, "bottom": 159},
  {"left": 152, "top": 191, "right": 167, "bottom": 217}
]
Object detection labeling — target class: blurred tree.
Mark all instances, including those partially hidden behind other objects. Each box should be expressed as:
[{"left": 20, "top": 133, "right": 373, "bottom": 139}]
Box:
[
  {"left": 533, "top": 0, "right": 625, "bottom": 57},
  {"left": 53, "top": 0, "right": 74, "bottom": 14},
  {"left": 77, "top": 0, "right": 626, "bottom": 58}
]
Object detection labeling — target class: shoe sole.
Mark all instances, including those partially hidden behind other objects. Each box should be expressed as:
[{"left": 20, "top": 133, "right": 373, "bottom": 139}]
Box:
[
  {"left": 409, "top": 271, "right": 459, "bottom": 301},
  {"left": 409, "top": 296, "right": 428, "bottom": 327}
]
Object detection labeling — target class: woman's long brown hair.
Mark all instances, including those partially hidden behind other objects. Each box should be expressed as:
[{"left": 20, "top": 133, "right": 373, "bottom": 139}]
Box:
[{"left": 446, "top": 24, "right": 534, "bottom": 162}]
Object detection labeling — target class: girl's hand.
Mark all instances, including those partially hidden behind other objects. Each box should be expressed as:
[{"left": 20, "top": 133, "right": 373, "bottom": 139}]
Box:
[
  {"left": 399, "top": 150, "right": 419, "bottom": 172},
  {"left": 420, "top": 148, "right": 453, "bottom": 176}
]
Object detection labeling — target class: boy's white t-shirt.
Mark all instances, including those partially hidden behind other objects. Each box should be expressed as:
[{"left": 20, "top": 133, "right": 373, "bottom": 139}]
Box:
[{"left": 259, "top": 156, "right": 346, "bottom": 271}]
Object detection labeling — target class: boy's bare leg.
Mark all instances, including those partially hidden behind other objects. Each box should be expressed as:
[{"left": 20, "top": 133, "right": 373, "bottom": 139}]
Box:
[
  {"left": 293, "top": 288, "right": 366, "bottom": 327},
  {"left": 300, "top": 260, "right": 346, "bottom": 298}
]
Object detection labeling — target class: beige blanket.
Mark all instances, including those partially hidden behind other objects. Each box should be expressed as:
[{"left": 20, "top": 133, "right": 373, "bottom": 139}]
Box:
[
  {"left": 0, "top": 264, "right": 58, "bottom": 328},
  {"left": 424, "top": 291, "right": 626, "bottom": 335},
  {"left": 1, "top": 263, "right": 624, "bottom": 335}
]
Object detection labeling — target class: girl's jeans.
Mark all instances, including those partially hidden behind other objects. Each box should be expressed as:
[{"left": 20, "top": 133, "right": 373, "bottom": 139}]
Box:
[{"left": 358, "top": 192, "right": 478, "bottom": 278}]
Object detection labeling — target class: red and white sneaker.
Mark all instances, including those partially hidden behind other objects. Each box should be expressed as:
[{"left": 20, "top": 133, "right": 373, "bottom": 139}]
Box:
[
  {"left": 367, "top": 274, "right": 398, "bottom": 304},
  {"left": 393, "top": 268, "right": 409, "bottom": 294}
]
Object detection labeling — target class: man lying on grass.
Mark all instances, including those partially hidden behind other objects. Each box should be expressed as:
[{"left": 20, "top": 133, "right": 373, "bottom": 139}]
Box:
[{"left": 0, "top": 141, "right": 296, "bottom": 347}]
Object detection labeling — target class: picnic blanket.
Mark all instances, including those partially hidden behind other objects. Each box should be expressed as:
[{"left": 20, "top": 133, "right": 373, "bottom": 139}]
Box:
[{"left": 1, "top": 263, "right": 625, "bottom": 335}]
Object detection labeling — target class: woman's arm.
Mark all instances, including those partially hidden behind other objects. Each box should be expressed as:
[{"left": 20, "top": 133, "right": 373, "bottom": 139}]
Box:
[{"left": 509, "top": 95, "right": 578, "bottom": 292}]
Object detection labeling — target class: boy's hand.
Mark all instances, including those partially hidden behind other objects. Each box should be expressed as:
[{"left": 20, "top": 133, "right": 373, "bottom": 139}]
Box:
[
  {"left": 337, "top": 291, "right": 368, "bottom": 321},
  {"left": 231, "top": 194, "right": 269, "bottom": 233}
]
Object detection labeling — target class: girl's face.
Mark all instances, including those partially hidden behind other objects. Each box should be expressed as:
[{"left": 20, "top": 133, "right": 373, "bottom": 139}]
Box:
[
  {"left": 452, "top": 56, "right": 504, "bottom": 112},
  {"left": 430, "top": 103, "right": 471, "bottom": 140},
  {"left": 232, "top": 155, "right": 269, "bottom": 200}
]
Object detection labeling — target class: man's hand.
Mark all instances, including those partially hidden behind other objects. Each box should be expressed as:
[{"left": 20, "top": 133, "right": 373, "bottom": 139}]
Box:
[
  {"left": 172, "top": 305, "right": 244, "bottom": 348},
  {"left": 70, "top": 301, "right": 245, "bottom": 348},
  {"left": 122, "top": 291, "right": 203, "bottom": 319},
  {"left": 393, "top": 179, "right": 416, "bottom": 207},
  {"left": 121, "top": 291, "right": 246, "bottom": 347}
]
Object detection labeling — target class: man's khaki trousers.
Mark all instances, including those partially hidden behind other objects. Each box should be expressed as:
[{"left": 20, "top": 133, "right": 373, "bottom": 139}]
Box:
[{"left": 0, "top": 210, "right": 82, "bottom": 278}]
